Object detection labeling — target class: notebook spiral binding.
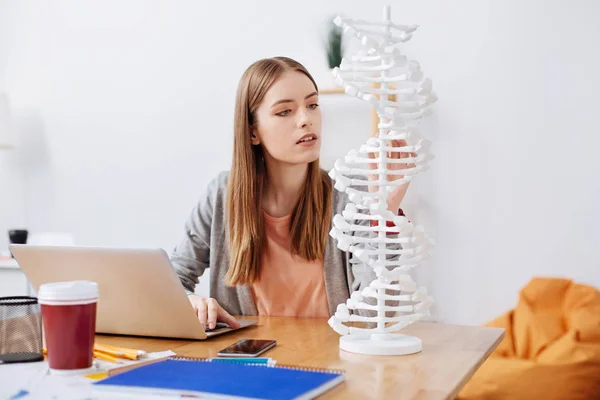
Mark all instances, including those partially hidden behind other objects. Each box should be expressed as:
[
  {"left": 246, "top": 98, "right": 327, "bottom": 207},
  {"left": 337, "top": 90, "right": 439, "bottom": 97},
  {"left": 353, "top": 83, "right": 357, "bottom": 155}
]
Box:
[
  {"left": 170, "top": 356, "right": 345, "bottom": 375},
  {"left": 267, "top": 363, "right": 345, "bottom": 375}
]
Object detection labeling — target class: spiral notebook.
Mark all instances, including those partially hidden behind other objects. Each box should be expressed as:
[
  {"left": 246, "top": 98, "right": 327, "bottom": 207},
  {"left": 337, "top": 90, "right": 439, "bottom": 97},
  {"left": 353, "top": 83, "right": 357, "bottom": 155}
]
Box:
[{"left": 94, "top": 357, "right": 345, "bottom": 400}]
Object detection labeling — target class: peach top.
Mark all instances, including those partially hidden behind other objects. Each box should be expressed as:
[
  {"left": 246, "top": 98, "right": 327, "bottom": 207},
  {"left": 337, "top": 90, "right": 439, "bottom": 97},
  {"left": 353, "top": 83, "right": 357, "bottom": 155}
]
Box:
[{"left": 251, "top": 211, "right": 329, "bottom": 318}]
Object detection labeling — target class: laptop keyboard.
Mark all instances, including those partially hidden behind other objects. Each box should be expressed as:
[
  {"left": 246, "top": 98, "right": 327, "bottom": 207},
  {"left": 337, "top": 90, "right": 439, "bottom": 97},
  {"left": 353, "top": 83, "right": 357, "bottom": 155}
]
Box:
[{"left": 205, "top": 322, "right": 230, "bottom": 332}]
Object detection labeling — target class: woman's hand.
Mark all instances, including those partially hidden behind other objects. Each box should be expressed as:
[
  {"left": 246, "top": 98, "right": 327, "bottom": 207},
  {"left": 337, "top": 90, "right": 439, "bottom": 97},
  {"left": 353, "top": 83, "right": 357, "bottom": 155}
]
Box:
[
  {"left": 188, "top": 295, "right": 242, "bottom": 330},
  {"left": 367, "top": 137, "right": 416, "bottom": 213}
]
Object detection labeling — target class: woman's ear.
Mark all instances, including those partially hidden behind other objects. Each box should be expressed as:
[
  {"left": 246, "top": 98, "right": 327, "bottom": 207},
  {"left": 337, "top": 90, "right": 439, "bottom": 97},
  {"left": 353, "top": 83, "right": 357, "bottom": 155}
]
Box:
[{"left": 250, "top": 128, "right": 260, "bottom": 145}]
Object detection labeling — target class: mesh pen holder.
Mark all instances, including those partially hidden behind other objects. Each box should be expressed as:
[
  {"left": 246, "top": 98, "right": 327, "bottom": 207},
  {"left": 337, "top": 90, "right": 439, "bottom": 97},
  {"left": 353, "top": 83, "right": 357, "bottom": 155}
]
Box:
[{"left": 0, "top": 296, "right": 44, "bottom": 363}]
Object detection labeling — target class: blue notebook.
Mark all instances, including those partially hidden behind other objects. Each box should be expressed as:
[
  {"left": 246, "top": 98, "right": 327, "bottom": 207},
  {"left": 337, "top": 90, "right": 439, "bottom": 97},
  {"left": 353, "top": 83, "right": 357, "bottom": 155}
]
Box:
[{"left": 94, "top": 358, "right": 345, "bottom": 400}]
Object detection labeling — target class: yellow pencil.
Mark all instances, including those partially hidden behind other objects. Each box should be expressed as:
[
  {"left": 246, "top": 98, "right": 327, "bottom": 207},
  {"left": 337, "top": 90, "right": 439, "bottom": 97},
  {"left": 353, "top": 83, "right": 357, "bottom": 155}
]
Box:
[
  {"left": 96, "top": 343, "right": 145, "bottom": 358},
  {"left": 101, "top": 345, "right": 141, "bottom": 359},
  {"left": 94, "top": 344, "right": 139, "bottom": 360},
  {"left": 93, "top": 350, "right": 120, "bottom": 363},
  {"left": 104, "top": 343, "right": 145, "bottom": 356}
]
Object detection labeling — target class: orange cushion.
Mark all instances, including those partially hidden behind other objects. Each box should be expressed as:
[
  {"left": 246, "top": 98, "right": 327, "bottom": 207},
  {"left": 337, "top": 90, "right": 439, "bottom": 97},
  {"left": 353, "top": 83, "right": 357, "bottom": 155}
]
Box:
[{"left": 459, "top": 277, "right": 600, "bottom": 400}]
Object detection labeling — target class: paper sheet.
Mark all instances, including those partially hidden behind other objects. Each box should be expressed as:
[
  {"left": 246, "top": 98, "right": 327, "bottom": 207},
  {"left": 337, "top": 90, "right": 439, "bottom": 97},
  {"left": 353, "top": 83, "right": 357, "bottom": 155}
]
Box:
[{"left": 1, "top": 350, "right": 176, "bottom": 400}]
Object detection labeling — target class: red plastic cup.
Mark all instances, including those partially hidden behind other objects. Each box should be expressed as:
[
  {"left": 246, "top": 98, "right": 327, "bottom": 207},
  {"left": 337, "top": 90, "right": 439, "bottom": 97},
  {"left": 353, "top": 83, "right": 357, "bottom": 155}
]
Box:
[{"left": 38, "top": 281, "right": 98, "bottom": 374}]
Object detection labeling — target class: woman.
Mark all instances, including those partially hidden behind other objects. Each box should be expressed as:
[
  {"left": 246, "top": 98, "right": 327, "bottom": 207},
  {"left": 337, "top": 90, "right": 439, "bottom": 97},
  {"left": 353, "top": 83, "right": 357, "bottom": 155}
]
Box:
[{"left": 171, "top": 57, "right": 411, "bottom": 330}]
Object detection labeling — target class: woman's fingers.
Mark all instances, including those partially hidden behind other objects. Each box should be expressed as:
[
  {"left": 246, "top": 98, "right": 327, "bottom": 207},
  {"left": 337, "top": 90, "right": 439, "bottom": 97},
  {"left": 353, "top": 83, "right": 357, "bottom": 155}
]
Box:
[
  {"left": 187, "top": 296, "right": 241, "bottom": 331},
  {"left": 218, "top": 307, "right": 242, "bottom": 329},
  {"left": 192, "top": 297, "right": 208, "bottom": 329},
  {"left": 366, "top": 138, "right": 417, "bottom": 182},
  {"left": 189, "top": 295, "right": 220, "bottom": 330},
  {"left": 206, "top": 298, "right": 219, "bottom": 330}
]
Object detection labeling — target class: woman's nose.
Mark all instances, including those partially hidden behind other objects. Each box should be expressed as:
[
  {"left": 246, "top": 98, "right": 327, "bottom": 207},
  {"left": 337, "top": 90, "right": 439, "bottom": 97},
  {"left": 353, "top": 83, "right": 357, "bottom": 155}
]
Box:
[{"left": 298, "top": 111, "right": 313, "bottom": 129}]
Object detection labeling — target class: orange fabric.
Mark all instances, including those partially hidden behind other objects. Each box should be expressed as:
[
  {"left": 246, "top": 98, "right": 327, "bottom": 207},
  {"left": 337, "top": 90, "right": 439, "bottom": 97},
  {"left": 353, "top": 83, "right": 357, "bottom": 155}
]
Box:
[
  {"left": 459, "top": 277, "right": 600, "bottom": 400},
  {"left": 250, "top": 211, "right": 329, "bottom": 318}
]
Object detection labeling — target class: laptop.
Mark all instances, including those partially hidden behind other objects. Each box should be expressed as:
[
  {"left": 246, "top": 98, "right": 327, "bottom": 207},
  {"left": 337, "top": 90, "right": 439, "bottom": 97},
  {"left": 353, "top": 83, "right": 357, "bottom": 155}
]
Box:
[{"left": 10, "top": 244, "right": 256, "bottom": 340}]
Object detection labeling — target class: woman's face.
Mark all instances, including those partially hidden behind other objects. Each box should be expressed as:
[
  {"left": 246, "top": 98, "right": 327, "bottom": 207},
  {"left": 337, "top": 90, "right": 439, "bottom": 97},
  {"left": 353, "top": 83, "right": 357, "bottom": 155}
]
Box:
[{"left": 252, "top": 71, "right": 322, "bottom": 165}]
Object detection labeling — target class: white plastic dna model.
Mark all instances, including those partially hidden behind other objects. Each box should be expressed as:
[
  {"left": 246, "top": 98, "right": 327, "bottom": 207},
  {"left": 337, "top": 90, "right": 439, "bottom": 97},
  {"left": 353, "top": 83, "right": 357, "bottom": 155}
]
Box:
[{"left": 328, "top": 5, "right": 436, "bottom": 355}]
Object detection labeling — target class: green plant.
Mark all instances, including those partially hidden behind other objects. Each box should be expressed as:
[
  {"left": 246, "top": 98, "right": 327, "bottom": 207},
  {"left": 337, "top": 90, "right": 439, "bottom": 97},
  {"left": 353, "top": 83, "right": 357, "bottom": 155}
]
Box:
[{"left": 325, "top": 19, "right": 343, "bottom": 69}]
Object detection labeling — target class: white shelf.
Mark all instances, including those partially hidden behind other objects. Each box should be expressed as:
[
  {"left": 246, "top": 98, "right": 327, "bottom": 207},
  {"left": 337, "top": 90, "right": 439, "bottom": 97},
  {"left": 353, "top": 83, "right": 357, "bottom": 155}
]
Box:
[
  {"left": 0, "top": 257, "right": 31, "bottom": 297},
  {"left": 0, "top": 258, "right": 20, "bottom": 269}
]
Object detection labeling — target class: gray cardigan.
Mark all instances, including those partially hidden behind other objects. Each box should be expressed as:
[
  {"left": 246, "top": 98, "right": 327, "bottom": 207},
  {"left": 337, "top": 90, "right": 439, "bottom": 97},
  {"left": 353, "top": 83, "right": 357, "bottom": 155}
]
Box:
[{"left": 170, "top": 171, "right": 376, "bottom": 317}]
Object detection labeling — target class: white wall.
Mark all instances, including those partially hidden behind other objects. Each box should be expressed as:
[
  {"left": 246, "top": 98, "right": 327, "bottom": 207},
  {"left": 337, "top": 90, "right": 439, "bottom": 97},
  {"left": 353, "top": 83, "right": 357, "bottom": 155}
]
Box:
[
  {"left": 0, "top": 3, "right": 26, "bottom": 251},
  {"left": 0, "top": 154, "right": 26, "bottom": 250},
  {"left": 0, "top": 0, "right": 598, "bottom": 325}
]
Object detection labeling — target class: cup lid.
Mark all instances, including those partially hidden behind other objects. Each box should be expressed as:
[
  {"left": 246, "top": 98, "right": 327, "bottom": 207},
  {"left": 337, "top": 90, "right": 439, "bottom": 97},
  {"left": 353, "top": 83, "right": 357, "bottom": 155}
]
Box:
[{"left": 38, "top": 281, "right": 98, "bottom": 302}]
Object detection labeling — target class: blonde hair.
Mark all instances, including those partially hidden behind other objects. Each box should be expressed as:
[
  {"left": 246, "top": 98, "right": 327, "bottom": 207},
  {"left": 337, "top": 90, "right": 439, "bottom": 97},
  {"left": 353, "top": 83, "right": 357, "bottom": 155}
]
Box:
[{"left": 225, "top": 57, "right": 332, "bottom": 286}]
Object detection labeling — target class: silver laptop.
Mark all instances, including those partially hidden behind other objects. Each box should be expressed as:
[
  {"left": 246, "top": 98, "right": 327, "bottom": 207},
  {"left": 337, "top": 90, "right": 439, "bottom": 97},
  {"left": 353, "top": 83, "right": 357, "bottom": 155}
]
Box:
[{"left": 10, "top": 245, "right": 256, "bottom": 340}]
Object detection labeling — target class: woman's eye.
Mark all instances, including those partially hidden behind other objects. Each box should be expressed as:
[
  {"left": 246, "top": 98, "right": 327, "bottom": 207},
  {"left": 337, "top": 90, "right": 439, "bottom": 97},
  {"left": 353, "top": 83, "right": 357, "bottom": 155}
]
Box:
[
  {"left": 308, "top": 103, "right": 319, "bottom": 110},
  {"left": 276, "top": 109, "right": 291, "bottom": 116}
]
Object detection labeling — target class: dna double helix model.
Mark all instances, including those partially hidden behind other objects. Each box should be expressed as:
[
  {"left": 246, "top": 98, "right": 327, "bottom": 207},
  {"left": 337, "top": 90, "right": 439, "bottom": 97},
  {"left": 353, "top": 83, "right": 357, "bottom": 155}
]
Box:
[{"left": 328, "top": 5, "right": 437, "bottom": 355}]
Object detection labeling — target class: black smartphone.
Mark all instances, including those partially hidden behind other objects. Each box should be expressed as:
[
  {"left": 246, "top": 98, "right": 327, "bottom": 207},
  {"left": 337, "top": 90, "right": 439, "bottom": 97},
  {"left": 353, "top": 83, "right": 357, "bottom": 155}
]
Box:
[{"left": 216, "top": 339, "right": 277, "bottom": 357}]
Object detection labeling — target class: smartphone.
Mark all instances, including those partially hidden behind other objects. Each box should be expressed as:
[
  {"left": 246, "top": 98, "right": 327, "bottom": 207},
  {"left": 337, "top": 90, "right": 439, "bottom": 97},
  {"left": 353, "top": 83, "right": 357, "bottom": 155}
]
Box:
[{"left": 216, "top": 339, "right": 277, "bottom": 357}]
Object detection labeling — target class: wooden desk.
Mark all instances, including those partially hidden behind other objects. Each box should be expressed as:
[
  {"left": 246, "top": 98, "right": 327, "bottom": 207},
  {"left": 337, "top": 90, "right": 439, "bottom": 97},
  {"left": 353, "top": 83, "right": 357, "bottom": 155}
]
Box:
[{"left": 97, "top": 317, "right": 504, "bottom": 400}]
